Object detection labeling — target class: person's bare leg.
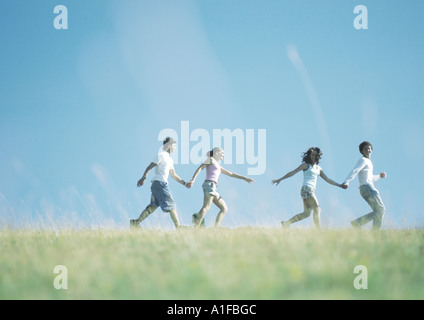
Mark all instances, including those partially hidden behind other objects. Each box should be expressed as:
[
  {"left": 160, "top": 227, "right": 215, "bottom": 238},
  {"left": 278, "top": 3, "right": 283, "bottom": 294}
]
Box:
[
  {"left": 282, "top": 199, "right": 312, "bottom": 227},
  {"left": 194, "top": 194, "right": 214, "bottom": 227},
  {"left": 130, "top": 205, "right": 157, "bottom": 227},
  {"left": 214, "top": 197, "right": 228, "bottom": 227},
  {"left": 168, "top": 209, "right": 181, "bottom": 228},
  {"left": 308, "top": 196, "right": 321, "bottom": 228}
]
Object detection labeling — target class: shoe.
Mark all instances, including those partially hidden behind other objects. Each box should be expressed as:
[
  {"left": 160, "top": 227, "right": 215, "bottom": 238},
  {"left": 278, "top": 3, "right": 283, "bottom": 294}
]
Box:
[
  {"left": 177, "top": 225, "right": 191, "bottom": 229},
  {"left": 192, "top": 213, "right": 206, "bottom": 227},
  {"left": 130, "top": 219, "right": 140, "bottom": 228},
  {"left": 351, "top": 220, "right": 361, "bottom": 228},
  {"left": 281, "top": 220, "right": 290, "bottom": 228}
]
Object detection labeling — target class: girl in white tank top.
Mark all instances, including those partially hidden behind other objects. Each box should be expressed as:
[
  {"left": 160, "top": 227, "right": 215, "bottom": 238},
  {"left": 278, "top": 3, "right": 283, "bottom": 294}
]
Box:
[{"left": 272, "top": 147, "right": 344, "bottom": 228}]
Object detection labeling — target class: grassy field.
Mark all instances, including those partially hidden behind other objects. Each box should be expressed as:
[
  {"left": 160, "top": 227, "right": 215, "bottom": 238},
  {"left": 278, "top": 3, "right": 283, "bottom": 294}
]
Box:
[{"left": 1, "top": 227, "right": 423, "bottom": 300}]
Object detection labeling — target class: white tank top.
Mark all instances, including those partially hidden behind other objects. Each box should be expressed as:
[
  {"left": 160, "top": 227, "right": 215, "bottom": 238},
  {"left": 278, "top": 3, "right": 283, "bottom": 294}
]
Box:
[{"left": 303, "top": 164, "right": 321, "bottom": 189}]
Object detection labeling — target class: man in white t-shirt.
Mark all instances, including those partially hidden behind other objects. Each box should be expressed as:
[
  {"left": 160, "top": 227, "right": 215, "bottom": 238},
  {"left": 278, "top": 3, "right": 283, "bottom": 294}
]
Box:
[
  {"left": 130, "top": 137, "right": 189, "bottom": 229},
  {"left": 342, "top": 141, "right": 386, "bottom": 229}
]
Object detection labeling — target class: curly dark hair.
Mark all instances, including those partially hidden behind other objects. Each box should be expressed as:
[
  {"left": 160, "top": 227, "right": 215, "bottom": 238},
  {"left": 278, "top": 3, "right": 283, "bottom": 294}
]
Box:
[
  {"left": 359, "top": 141, "right": 373, "bottom": 154},
  {"left": 302, "top": 147, "right": 322, "bottom": 165}
]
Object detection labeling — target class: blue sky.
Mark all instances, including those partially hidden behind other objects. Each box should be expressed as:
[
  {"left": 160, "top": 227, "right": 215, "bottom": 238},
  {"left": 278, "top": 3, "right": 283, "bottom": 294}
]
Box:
[{"left": 1, "top": 0, "right": 423, "bottom": 229}]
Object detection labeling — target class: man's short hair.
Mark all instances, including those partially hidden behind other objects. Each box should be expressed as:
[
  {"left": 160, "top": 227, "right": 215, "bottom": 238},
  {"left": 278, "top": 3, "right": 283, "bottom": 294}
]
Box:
[
  {"left": 163, "top": 137, "right": 176, "bottom": 146},
  {"left": 359, "top": 141, "right": 373, "bottom": 153}
]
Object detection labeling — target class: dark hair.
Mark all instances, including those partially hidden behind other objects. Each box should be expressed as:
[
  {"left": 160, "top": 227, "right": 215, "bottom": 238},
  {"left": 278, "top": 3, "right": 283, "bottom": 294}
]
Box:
[
  {"left": 163, "top": 137, "right": 176, "bottom": 146},
  {"left": 359, "top": 141, "right": 373, "bottom": 154},
  {"left": 302, "top": 147, "right": 322, "bottom": 165},
  {"left": 207, "top": 147, "right": 223, "bottom": 158}
]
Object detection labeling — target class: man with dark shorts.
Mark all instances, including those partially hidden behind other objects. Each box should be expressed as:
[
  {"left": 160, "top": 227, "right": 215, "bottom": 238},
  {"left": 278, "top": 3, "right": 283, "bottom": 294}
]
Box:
[{"left": 130, "top": 137, "right": 189, "bottom": 229}]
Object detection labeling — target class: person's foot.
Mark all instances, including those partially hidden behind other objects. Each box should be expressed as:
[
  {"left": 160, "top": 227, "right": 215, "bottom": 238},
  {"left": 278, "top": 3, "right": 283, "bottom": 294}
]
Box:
[
  {"left": 351, "top": 220, "right": 361, "bottom": 228},
  {"left": 130, "top": 219, "right": 140, "bottom": 228},
  {"left": 192, "top": 213, "right": 206, "bottom": 227},
  {"left": 281, "top": 220, "right": 290, "bottom": 228}
]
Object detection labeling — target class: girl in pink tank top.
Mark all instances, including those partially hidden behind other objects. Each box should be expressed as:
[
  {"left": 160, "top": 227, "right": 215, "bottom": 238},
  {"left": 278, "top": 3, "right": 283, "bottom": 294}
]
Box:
[
  {"left": 186, "top": 147, "right": 254, "bottom": 227},
  {"left": 205, "top": 160, "right": 221, "bottom": 184}
]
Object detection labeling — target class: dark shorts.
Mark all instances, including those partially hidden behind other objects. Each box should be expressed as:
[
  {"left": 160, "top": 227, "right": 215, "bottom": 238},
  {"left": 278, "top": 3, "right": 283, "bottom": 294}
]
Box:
[{"left": 149, "top": 180, "right": 176, "bottom": 212}]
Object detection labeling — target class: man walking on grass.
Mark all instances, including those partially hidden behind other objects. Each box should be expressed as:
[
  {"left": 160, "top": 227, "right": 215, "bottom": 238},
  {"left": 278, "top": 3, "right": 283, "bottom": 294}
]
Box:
[
  {"left": 342, "top": 141, "right": 386, "bottom": 229},
  {"left": 130, "top": 137, "right": 189, "bottom": 229}
]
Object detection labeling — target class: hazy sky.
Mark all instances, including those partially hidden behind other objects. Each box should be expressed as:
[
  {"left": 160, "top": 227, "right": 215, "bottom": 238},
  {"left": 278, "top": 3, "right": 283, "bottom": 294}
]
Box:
[{"left": 1, "top": 0, "right": 423, "bottom": 229}]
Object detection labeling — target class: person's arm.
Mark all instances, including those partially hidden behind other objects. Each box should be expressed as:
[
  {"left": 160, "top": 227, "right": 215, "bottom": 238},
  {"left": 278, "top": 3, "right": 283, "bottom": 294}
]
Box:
[
  {"left": 342, "top": 158, "right": 366, "bottom": 188},
  {"left": 373, "top": 171, "right": 386, "bottom": 182},
  {"left": 185, "top": 158, "right": 211, "bottom": 188},
  {"left": 272, "top": 163, "right": 308, "bottom": 186},
  {"left": 220, "top": 167, "right": 254, "bottom": 184},
  {"left": 137, "top": 162, "right": 157, "bottom": 187},
  {"left": 320, "top": 169, "right": 343, "bottom": 188},
  {"left": 170, "top": 169, "right": 187, "bottom": 187}
]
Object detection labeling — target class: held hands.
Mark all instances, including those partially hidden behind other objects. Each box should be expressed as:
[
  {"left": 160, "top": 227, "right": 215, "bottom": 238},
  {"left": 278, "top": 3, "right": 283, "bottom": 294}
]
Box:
[
  {"left": 341, "top": 183, "right": 348, "bottom": 189},
  {"left": 185, "top": 180, "right": 194, "bottom": 188},
  {"left": 380, "top": 172, "right": 387, "bottom": 179}
]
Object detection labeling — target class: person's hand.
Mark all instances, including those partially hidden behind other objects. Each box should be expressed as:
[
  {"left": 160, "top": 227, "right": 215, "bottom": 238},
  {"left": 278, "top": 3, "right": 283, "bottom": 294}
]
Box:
[
  {"left": 185, "top": 180, "right": 194, "bottom": 188},
  {"left": 245, "top": 177, "right": 255, "bottom": 184},
  {"left": 380, "top": 172, "right": 387, "bottom": 179},
  {"left": 272, "top": 179, "right": 281, "bottom": 186},
  {"left": 137, "top": 176, "right": 146, "bottom": 187},
  {"left": 341, "top": 183, "right": 348, "bottom": 189}
]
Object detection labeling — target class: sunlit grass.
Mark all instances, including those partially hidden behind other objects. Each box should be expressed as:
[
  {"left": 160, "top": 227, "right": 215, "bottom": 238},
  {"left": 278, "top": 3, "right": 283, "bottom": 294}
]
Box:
[{"left": 1, "top": 227, "right": 423, "bottom": 299}]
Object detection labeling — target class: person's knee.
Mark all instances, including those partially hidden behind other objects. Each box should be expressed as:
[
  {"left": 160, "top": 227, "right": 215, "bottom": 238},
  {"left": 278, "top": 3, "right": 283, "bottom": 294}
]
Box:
[
  {"left": 374, "top": 201, "right": 385, "bottom": 215},
  {"left": 302, "top": 210, "right": 311, "bottom": 218},
  {"left": 221, "top": 203, "right": 228, "bottom": 214},
  {"left": 217, "top": 199, "right": 228, "bottom": 214},
  {"left": 376, "top": 207, "right": 385, "bottom": 218}
]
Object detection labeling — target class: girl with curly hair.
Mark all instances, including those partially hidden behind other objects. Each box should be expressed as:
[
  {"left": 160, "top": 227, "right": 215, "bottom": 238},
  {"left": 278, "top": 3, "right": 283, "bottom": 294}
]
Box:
[{"left": 272, "top": 147, "right": 345, "bottom": 228}]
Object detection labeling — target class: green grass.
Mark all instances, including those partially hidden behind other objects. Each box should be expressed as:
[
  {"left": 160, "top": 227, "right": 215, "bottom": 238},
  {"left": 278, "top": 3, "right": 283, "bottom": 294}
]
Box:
[{"left": 1, "top": 227, "right": 423, "bottom": 299}]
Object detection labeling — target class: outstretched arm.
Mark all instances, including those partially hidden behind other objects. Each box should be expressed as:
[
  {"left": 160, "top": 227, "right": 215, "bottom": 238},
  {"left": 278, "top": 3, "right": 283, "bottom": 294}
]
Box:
[
  {"left": 137, "top": 162, "right": 157, "bottom": 187},
  {"left": 221, "top": 167, "right": 254, "bottom": 184},
  {"left": 272, "top": 163, "right": 307, "bottom": 186},
  {"left": 320, "top": 170, "right": 344, "bottom": 188}
]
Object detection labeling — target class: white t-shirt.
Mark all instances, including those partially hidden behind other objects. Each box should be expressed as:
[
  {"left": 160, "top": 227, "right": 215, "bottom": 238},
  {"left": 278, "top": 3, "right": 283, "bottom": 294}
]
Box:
[
  {"left": 151, "top": 149, "right": 174, "bottom": 183},
  {"left": 344, "top": 156, "right": 380, "bottom": 187}
]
